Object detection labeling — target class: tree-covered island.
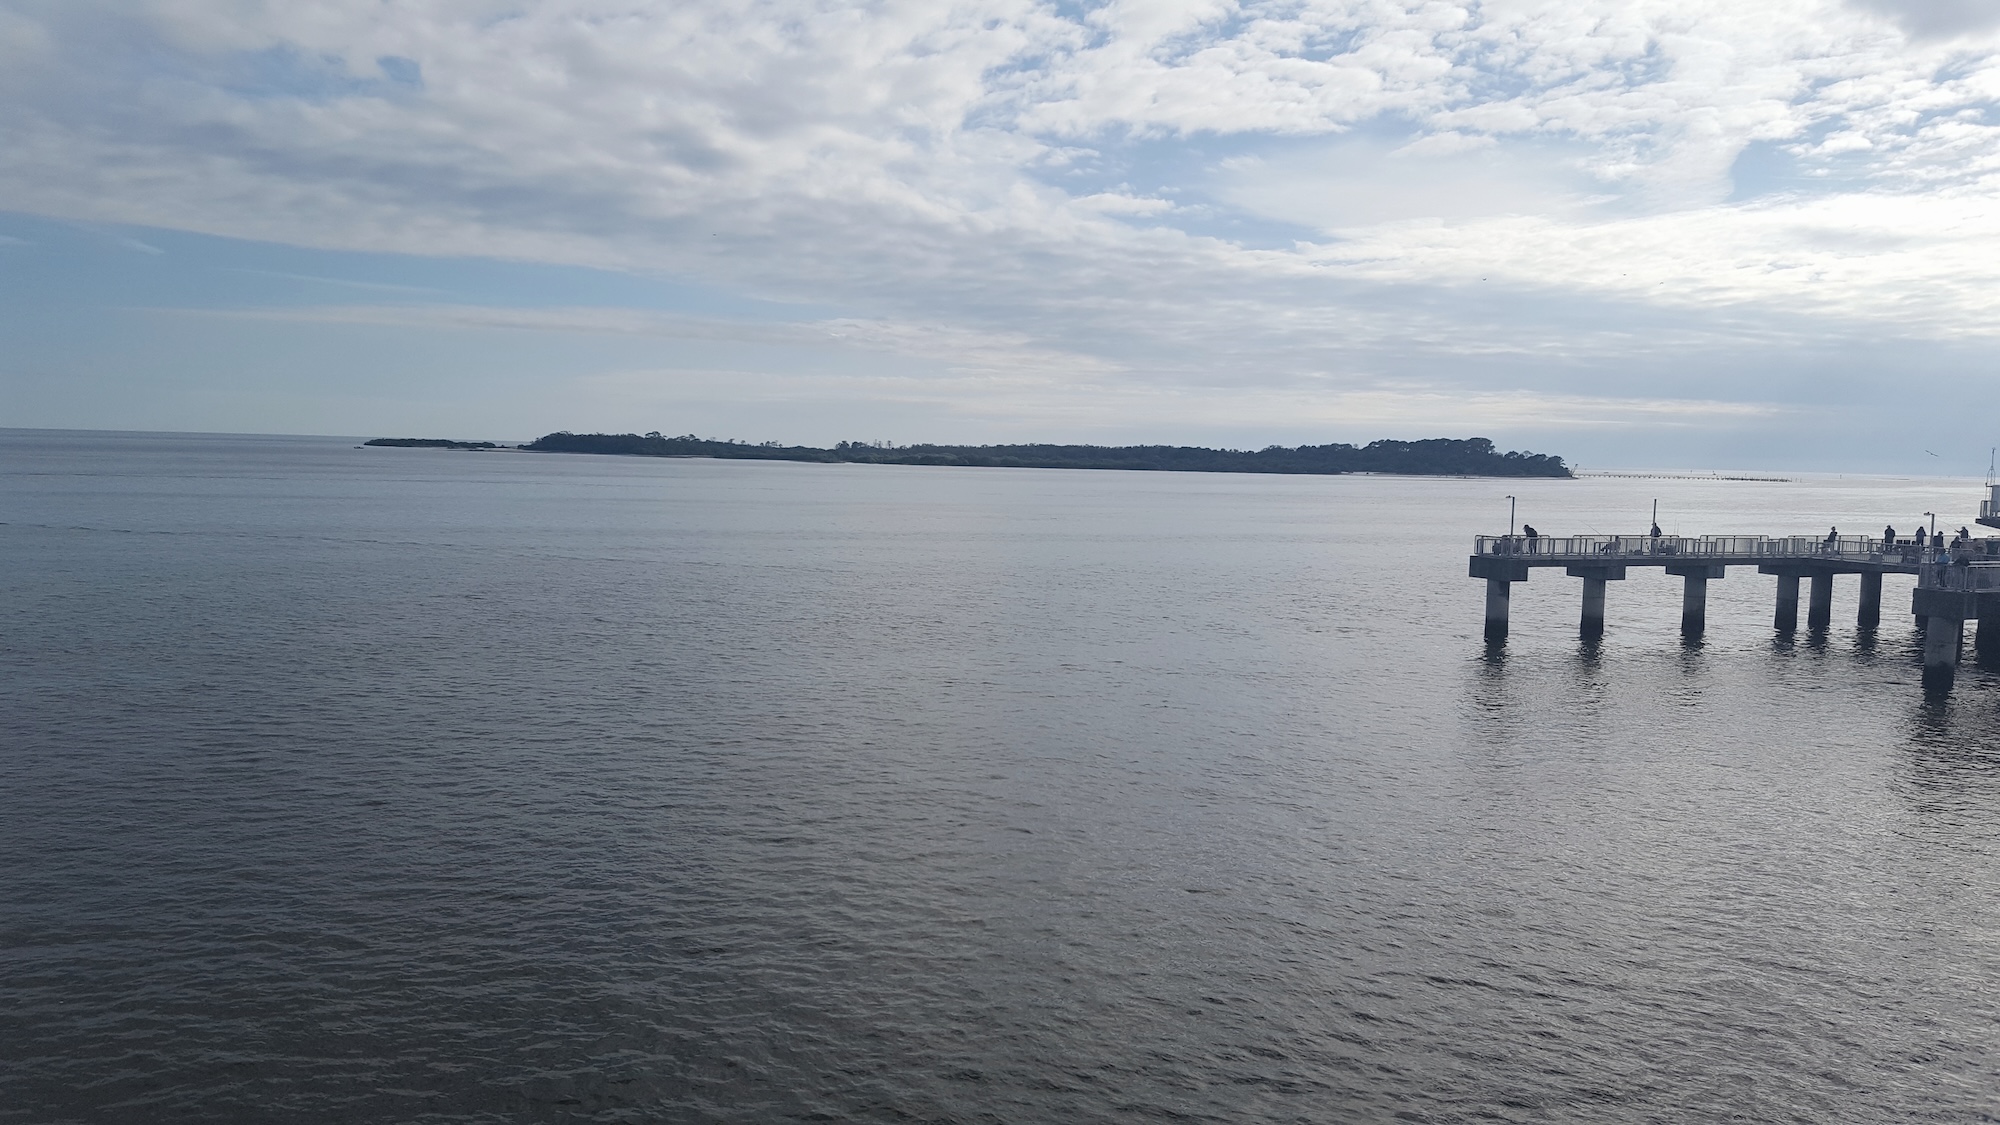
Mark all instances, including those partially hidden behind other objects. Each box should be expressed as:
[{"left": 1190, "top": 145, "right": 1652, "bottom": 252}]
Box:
[
  {"left": 503, "top": 432, "right": 1571, "bottom": 477},
  {"left": 363, "top": 438, "right": 498, "bottom": 450}
]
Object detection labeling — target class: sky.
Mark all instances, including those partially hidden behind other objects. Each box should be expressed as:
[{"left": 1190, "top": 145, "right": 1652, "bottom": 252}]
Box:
[{"left": 4, "top": 0, "right": 2000, "bottom": 470}]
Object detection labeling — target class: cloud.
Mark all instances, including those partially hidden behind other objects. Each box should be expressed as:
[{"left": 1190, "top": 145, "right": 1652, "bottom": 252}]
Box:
[
  {"left": 1849, "top": 0, "right": 2000, "bottom": 38},
  {"left": 1213, "top": 132, "right": 1601, "bottom": 228},
  {"left": 5, "top": 0, "right": 2000, "bottom": 453},
  {"left": 195, "top": 303, "right": 1128, "bottom": 378}
]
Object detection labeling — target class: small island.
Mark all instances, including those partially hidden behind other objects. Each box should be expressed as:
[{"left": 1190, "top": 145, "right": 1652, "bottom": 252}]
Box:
[
  {"left": 504, "top": 432, "right": 1571, "bottom": 478},
  {"left": 363, "top": 438, "right": 499, "bottom": 450}
]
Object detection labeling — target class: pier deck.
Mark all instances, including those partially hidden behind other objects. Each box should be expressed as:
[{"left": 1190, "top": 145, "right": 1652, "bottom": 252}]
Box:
[{"left": 1469, "top": 532, "right": 2000, "bottom": 691}]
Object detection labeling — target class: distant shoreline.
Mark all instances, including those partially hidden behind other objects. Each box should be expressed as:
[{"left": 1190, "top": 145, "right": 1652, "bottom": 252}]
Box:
[
  {"left": 361, "top": 431, "right": 1573, "bottom": 478},
  {"left": 362, "top": 438, "right": 499, "bottom": 451}
]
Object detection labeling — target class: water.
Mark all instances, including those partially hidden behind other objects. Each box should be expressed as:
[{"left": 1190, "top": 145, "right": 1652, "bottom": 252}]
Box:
[{"left": 4, "top": 430, "right": 1999, "bottom": 1123}]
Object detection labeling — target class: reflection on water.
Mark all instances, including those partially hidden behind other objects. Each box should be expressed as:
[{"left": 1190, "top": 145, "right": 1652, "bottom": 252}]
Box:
[
  {"left": 4, "top": 431, "right": 2000, "bottom": 1123},
  {"left": 1852, "top": 626, "right": 1878, "bottom": 657}
]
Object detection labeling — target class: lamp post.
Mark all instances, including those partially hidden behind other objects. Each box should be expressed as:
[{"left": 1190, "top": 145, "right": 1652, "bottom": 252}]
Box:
[
  {"left": 1506, "top": 495, "right": 1516, "bottom": 538},
  {"left": 1926, "top": 511, "right": 1936, "bottom": 538}
]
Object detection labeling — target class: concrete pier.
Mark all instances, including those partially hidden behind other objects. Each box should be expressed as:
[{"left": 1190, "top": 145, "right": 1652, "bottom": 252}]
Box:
[
  {"left": 1858, "top": 571, "right": 1882, "bottom": 630},
  {"left": 1463, "top": 531, "right": 2000, "bottom": 694},
  {"left": 1485, "top": 579, "right": 1511, "bottom": 642},
  {"left": 1666, "top": 563, "right": 1724, "bottom": 636},
  {"left": 1773, "top": 573, "right": 1800, "bottom": 632},
  {"left": 1912, "top": 587, "right": 1982, "bottom": 693},
  {"left": 1808, "top": 573, "right": 1834, "bottom": 630},
  {"left": 1924, "top": 616, "right": 1963, "bottom": 691}
]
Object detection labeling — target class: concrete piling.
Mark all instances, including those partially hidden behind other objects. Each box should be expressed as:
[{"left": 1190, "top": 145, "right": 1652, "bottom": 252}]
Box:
[
  {"left": 1681, "top": 575, "right": 1708, "bottom": 635},
  {"left": 1485, "top": 579, "right": 1511, "bottom": 642},
  {"left": 1774, "top": 574, "right": 1800, "bottom": 632},
  {"left": 1979, "top": 607, "right": 2000, "bottom": 660},
  {"left": 1858, "top": 571, "right": 1882, "bottom": 630},
  {"left": 1580, "top": 577, "right": 1607, "bottom": 636},
  {"left": 1564, "top": 565, "right": 1624, "bottom": 638},
  {"left": 1808, "top": 573, "right": 1834, "bottom": 630},
  {"left": 1665, "top": 564, "right": 1724, "bottom": 637},
  {"left": 1924, "top": 615, "right": 1963, "bottom": 691}
]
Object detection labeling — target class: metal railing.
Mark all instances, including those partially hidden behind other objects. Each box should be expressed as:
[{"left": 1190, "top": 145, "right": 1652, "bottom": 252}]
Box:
[
  {"left": 1474, "top": 533, "right": 1997, "bottom": 565},
  {"left": 1918, "top": 558, "right": 2000, "bottom": 591}
]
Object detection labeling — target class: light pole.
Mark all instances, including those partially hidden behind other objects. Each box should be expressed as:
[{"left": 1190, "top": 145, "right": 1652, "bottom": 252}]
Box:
[
  {"left": 1926, "top": 511, "right": 1936, "bottom": 538},
  {"left": 1506, "top": 495, "right": 1516, "bottom": 538}
]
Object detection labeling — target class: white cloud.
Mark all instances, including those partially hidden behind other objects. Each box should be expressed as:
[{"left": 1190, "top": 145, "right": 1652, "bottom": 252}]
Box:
[
  {"left": 1213, "top": 133, "right": 1600, "bottom": 227},
  {"left": 6, "top": 0, "right": 2000, "bottom": 451},
  {"left": 197, "top": 303, "right": 1129, "bottom": 378}
]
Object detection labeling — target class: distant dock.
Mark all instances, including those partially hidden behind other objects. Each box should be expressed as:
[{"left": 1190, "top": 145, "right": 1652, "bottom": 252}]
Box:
[{"left": 1469, "top": 533, "right": 2000, "bottom": 691}]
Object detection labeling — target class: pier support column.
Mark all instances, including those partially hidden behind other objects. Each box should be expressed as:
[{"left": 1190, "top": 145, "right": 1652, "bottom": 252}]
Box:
[
  {"left": 1808, "top": 573, "right": 1834, "bottom": 630},
  {"left": 1913, "top": 588, "right": 1977, "bottom": 692},
  {"left": 1968, "top": 596, "right": 2000, "bottom": 656},
  {"left": 1468, "top": 557, "right": 1528, "bottom": 639},
  {"left": 1924, "top": 616, "right": 1963, "bottom": 691},
  {"left": 1580, "top": 578, "right": 1607, "bottom": 637},
  {"left": 1681, "top": 576, "right": 1708, "bottom": 635},
  {"left": 1858, "top": 572, "right": 1882, "bottom": 630},
  {"left": 1977, "top": 601, "right": 2000, "bottom": 660},
  {"left": 1484, "top": 579, "right": 1512, "bottom": 642},
  {"left": 1565, "top": 565, "right": 1624, "bottom": 639},
  {"left": 1666, "top": 564, "right": 1725, "bottom": 638},
  {"left": 1773, "top": 574, "right": 1800, "bottom": 632}
]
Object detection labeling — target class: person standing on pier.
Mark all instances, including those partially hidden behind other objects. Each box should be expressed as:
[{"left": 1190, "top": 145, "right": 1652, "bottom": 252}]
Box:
[
  {"left": 1884, "top": 524, "right": 1896, "bottom": 545},
  {"left": 1823, "top": 526, "right": 1838, "bottom": 553},
  {"left": 1916, "top": 526, "right": 1927, "bottom": 548}
]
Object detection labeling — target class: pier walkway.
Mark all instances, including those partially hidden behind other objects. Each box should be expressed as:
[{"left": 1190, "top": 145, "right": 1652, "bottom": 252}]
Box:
[{"left": 1469, "top": 532, "right": 2000, "bottom": 690}]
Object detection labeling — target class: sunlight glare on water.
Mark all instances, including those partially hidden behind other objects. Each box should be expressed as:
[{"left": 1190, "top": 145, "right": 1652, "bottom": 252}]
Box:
[{"left": 3, "top": 431, "right": 1999, "bottom": 1122}]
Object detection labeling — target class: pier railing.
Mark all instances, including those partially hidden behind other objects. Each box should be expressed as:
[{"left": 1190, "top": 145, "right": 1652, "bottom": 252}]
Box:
[
  {"left": 1473, "top": 534, "right": 1966, "bottom": 564},
  {"left": 1919, "top": 560, "right": 2000, "bottom": 592}
]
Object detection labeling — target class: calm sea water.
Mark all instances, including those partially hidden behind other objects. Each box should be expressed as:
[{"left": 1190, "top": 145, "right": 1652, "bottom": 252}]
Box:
[{"left": 5, "top": 430, "right": 2000, "bottom": 1123}]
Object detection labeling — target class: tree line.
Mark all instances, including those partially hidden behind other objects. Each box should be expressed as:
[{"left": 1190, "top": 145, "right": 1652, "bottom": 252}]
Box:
[{"left": 512, "top": 432, "right": 1572, "bottom": 478}]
